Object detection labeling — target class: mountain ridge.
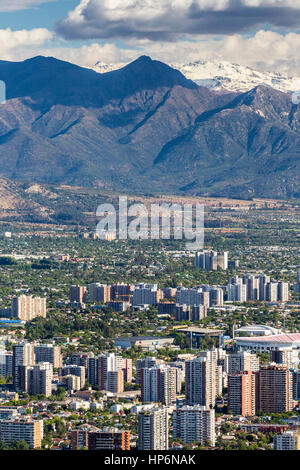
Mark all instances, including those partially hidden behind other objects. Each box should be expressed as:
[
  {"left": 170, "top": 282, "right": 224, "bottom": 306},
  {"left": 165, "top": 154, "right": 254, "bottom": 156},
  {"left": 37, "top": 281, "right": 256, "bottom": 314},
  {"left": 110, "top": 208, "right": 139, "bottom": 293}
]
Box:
[
  {"left": 0, "top": 55, "right": 299, "bottom": 200},
  {"left": 93, "top": 58, "right": 300, "bottom": 94}
]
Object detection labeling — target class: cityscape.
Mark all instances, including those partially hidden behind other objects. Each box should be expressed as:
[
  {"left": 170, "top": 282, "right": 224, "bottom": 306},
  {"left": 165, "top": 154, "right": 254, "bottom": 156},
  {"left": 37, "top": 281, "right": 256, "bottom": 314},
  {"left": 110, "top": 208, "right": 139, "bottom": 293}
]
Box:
[
  {"left": 0, "top": 0, "right": 300, "bottom": 461},
  {"left": 0, "top": 228, "right": 299, "bottom": 453}
]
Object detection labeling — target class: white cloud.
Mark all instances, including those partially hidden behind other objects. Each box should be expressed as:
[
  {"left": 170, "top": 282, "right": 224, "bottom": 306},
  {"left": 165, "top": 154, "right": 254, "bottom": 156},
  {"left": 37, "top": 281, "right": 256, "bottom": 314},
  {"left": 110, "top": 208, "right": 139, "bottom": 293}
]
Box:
[
  {"left": 56, "top": 0, "right": 300, "bottom": 40},
  {"left": 0, "top": 0, "right": 57, "bottom": 12},
  {"left": 46, "top": 30, "right": 300, "bottom": 77},
  {"left": 0, "top": 28, "right": 53, "bottom": 60},
  {"left": 3, "top": 28, "right": 300, "bottom": 77}
]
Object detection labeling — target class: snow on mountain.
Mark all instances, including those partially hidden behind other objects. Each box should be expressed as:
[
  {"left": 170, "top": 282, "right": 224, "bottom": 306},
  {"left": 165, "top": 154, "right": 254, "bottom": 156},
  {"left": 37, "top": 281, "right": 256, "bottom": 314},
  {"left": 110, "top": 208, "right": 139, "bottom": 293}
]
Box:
[
  {"left": 171, "top": 60, "right": 300, "bottom": 93},
  {"left": 92, "top": 59, "right": 300, "bottom": 94},
  {"left": 93, "top": 61, "right": 125, "bottom": 74}
]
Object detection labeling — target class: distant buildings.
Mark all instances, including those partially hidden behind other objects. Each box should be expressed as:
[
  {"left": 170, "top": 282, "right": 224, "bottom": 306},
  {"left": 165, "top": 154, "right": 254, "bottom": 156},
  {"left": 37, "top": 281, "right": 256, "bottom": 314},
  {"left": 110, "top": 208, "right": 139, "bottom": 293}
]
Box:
[
  {"left": 293, "top": 271, "right": 300, "bottom": 294},
  {"left": 88, "top": 283, "right": 111, "bottom": 303},
  {"left": 70, "top": 285, "right": 87, "bottom": 304},
  {"left": 12, "top": 343, "right": 61, "bottom": 392},
  {"left": 60, "top": 374, "right": 81, "bottom": 392},
  {"left": 136, "top": 357, "right": 163, "bottom": 385},
  {"left": 11, "top": 295, "right": 46, "bottom": 321},
  {"left": 59, "top": 365, "right": 86, "bottom": 389},
  {"left": 175, "top": 304, "right": 207, "bottom": 322},
  {"left": 132, "top": 284, "right": 161, "bottom": 307},
  {"left": 12, "top": 343, "right": 35, "bottom": 391},
  {"left": 111, "top": 284, "right": 133, "bottom": 302},
  {"left": 84, "top": 353, "right": 132, "bottom": 392},
  {"left": 176, "top": 286, "right": 223, "bottom": 308},
  {"left": 106, "top": 301, "right": 130, "bottom": 312},
  {"left": 88, "top": 428, "right": 130, "bottom": 450},
  {"left": 292, "top": 371, "right": 300, "bottom": 401},
  {"left": 228, "top": 274, "right": 289, "bottom": 303},
  {"left": 114, "top": 336, "right": 174, "bottom": 351},
  {"left": 195, "top": 251, "right": 229, "bottom": 271},
  {"left": 270, "top": 348, "right": 299, "bottom": 370},
  {"left": 0, "top": 350, "right": 13, "bottom": 378}
]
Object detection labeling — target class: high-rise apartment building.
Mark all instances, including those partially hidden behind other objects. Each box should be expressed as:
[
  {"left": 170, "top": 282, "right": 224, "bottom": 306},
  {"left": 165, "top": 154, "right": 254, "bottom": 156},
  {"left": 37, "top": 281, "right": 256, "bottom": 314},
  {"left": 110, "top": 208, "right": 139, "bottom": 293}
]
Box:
[
  {"left": 195, "top": 251, "right": 228, "bottom": 271},
  {"left": 228, "top": 275, "right": 289, "bottom": 303},
  {"left": 88, "top": 283, "right": 111, "bottom": 303},
  {"left": 98, "top": 353, "right": 127, "bottom": 392},
  {"left": 70, "top": 285, "right": 87, "bottom": 304},
  {"left": 270, "top": 348, "right": 299, "bottom": 370},
  {"left": 110, "top": 284, "right": 133, "bottom": 302},
  {"left": 226, "top": 351, "right": 260, "bottom": 375},
  {"left": 173, "top": 405, "right": 215, "bottom": 446},
  {"left": 257, "top": 365, "right": 293, "bottom": 413},
  {"left": 228, "top": 371, "right": 256, "bottom": 416},
  {"left": 138, "top": 408, "right": 169, "bottom": 450},
  {"left": 176, "top": 287, "right": 222, "bottom": 308},
  {"left": 11, "top": 296, "right": 46, "bottom": 321},
  {"left": 106, "top": 370, "right": 124, "bottom": 393},
  {"left": 0, "top": 350, "right": 13, "bottom": 378},
  {"left": 20, "top": 362, "right": 53, "bottom": 397},
  {"left": 132, "top": 284, "right": 161, "bottom": 306},
  {"left": 0, "top": 418, "right": 43, "bottom": 449},
  {"left": 277, "top": 282, "right": 290, "bottom": 302},
  {"left": 185, "top": 351, "right": 218, "bottom": 408},
  {"left": 12, "top": 343, "right": 35, "bottom": 391},
  {"left": 292, "top": 371, "right": 300, "bottom": 401},
  {"left": 68, "top": 353, "right": 92, "bottom": 369},
  {"left": 141, "top": 365, "right": 177, "bottom": 405},
  {"left": 119, "top": 357, "right": 132, "bottom": 383},
  {"left": 86, "top": 354, "right": 132, "bottom": 391},
  {"left": 228, "top": 277, "right": 247, "bottom": 302},
  {"left": 58, "top": 365, "right": 86, "bottom": 389},
  {"left": 88, "top": 428, "right": 130, "bottom": 450},
  {"left": 175, "top": 304, "right": 207, "bottom": 322},
  {"left": 60, "top": 374, "right": 81, "bottom": 391},
  {"left": 273, "top": 432, "right": 296, "bottom": 450},
  {"left": 265, "top": 282, "right": 279, "bottom": 302},
  {"left": 136, "top": 357, "right": 163, "bottom": 385},
  {"left": 71, "top": 428, "right": 130, "bottom": 450},
  {"left": 34, "top": 344, "right": 62, "bottom": 368}
]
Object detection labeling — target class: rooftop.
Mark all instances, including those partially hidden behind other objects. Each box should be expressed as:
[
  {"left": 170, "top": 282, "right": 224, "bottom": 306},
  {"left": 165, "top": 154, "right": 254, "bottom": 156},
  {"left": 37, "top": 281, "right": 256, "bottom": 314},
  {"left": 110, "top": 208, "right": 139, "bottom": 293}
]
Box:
[{"left": 237, "top": 333, "right": 300, "bottom": 343}]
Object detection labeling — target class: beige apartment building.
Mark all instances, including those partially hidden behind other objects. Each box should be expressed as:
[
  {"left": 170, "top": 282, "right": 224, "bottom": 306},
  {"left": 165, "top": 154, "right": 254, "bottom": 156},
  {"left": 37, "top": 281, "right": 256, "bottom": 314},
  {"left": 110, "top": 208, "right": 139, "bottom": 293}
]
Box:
[{"left": 12, "top": 295, "right": 46, "bottom": 321}]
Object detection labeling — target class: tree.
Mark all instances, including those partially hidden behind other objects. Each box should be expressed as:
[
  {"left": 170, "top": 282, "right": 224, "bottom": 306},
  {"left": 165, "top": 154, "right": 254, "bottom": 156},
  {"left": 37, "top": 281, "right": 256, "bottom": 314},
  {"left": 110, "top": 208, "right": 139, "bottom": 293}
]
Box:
[{"left": 9, "top": 440, "right": 30, "bottom": 450}]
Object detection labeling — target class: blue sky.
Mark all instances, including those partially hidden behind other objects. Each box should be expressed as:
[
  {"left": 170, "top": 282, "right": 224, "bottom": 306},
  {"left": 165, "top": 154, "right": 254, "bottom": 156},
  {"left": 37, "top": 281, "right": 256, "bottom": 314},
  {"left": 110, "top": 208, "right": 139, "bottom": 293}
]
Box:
[
  {"left": 0, "top": 1, "right": 78, "bottom": 30},
  {"left": 1, "top": 0, "right": 300, "bottom": 76}
]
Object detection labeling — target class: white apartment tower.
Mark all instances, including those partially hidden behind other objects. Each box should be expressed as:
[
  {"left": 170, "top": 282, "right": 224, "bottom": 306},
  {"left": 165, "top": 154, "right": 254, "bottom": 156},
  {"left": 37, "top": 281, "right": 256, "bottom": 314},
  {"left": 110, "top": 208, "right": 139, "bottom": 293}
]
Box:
[
  {"left": 138, "top": 407, "right": 169, "bottom": 450},
  {"left": 173, "top": 405, "right": 215, "bottom": 446}
]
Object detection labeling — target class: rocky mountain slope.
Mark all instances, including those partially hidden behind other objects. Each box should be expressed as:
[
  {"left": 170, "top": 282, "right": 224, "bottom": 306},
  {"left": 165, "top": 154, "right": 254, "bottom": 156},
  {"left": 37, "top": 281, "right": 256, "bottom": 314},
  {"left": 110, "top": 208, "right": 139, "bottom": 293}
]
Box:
[{"left": 0, "top": 55, "right": 299, "bottom": 199}]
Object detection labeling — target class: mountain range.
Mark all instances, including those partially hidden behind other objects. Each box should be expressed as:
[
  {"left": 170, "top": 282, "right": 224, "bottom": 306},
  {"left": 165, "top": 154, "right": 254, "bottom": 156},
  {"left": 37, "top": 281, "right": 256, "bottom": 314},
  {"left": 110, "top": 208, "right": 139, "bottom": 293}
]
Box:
[
  {"left": 0, "top": 55, "right": 299, "bottom": 200},
  {"left": 93, "top": 58, "right": 300, "bottom": 94}
]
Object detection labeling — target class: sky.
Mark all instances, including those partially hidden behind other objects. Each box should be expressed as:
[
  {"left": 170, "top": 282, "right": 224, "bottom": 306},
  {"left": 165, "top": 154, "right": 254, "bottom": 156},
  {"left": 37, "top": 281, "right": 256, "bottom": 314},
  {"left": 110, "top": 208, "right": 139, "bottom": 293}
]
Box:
[{"left": 1, "top": 0, "right": 300, "bottom": 75}]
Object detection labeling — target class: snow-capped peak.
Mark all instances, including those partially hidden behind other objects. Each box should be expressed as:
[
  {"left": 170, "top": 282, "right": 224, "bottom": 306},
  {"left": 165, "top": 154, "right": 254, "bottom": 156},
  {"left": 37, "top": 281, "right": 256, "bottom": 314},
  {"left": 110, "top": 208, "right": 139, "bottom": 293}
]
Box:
[
  {"left": 171, "top": 59, "right": 300, "bottom": 93},
  {"left": 91, "top": 58, "right": 300, "bottom": 94}
]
